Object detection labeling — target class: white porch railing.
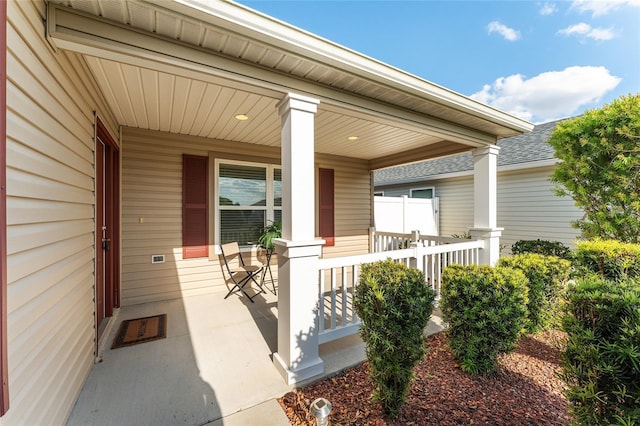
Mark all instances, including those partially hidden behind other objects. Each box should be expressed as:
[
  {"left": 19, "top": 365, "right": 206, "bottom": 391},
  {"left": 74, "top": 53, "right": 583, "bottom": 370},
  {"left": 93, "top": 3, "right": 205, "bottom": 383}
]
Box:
[
  {"left": 317, "top": 231, "right": 483, "bottom": 345},
  {"left": 369, "top": 227, "right": 474, "bottom": 252}
]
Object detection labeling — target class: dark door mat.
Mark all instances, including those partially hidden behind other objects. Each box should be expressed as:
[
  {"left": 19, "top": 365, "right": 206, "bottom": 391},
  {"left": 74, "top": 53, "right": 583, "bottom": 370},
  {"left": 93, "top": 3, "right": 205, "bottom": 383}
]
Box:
[{"left": 111, "top": 314, "right": 167, "bottom": 349}]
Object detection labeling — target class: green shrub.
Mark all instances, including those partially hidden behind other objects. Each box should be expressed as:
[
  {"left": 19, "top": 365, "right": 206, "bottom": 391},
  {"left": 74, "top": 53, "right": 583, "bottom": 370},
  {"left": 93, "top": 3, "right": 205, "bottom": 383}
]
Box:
[
  {"left": 498, "top": 254, "right": 571, "bottom": 333},
  {"left": 354, "top": 259, "right": 435, "bottom": 418},
  {"left": 561, "top": 277, "right": 640, "bottom": 425},
  {"left": 573, "top": 239, "right": 640, "bottom": 280},
  {"left": 440, "top": 264, "right": 529, "bottom": 374},
  {"left": 511, "top": 239, "right": 571, "bottom": 259}
]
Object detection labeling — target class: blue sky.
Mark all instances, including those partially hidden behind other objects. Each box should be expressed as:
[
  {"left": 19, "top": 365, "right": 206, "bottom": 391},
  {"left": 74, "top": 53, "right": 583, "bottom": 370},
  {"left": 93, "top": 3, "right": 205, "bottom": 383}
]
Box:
[{"left": 238, "top": 0, "right": 640, "bottom": 123}]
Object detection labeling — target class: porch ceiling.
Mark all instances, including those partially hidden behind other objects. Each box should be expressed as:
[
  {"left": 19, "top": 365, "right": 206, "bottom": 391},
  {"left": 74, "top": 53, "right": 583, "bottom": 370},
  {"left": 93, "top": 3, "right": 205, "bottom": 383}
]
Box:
[
  {"left": 47, "top": 0, "right": 534, "bottom": 166},
  {"left": 83, "top": 56, "right": 447, "bottom": 160}
]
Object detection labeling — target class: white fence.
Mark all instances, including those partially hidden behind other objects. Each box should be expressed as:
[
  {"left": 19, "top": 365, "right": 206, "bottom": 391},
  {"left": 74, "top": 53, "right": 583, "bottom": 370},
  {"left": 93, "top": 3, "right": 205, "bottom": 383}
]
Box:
[
  {"left": 317, "top": 231, "right": 483, "bottom": 345},
  {"left": 374, "top": 195, "right": 439, "bottom": 236}
]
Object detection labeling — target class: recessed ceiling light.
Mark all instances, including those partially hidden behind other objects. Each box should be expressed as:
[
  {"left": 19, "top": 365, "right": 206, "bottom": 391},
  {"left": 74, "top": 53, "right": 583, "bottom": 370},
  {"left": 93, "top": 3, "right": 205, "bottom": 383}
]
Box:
[
  {"left": 235, "top": 114, "right": 249, "bottom": 121},
  {"left": 347, "top": 136, "right": 359, "bottom": 141}
]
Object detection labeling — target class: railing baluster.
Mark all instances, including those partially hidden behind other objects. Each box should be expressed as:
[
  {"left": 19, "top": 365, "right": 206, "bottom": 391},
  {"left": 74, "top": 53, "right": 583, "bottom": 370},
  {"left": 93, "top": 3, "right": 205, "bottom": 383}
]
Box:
[
  {"left": 341, "top": 266, "right": 348, "bottom": 326},
  {"left": 331, "top": 267, "right": 337, "bottom": 330},
  {"left": 352, "top": 265, "right": 359, "bottom": 323},
  {"left": 319, "top": 235, "right": 483, "bottom": 343},
  {"left": 436, "top": 252, "right": 442, "bottom": 299},
  {"left": 319, "top": 270, "right": 325, "bottom": 334}
]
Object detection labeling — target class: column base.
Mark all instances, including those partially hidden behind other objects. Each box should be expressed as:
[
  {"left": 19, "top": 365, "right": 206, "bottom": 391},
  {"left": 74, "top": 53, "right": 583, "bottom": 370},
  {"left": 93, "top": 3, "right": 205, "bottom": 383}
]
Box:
[{"left": 273, "top": 352, "right": 324, "bottom": 385}]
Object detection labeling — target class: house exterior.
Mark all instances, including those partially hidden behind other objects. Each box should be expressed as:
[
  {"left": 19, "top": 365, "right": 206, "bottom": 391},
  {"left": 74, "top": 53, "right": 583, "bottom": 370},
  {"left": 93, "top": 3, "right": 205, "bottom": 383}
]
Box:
[
  {"left": 374, "top": 119, "right": 584, "bottom": 251},
  {"left": 1, "top": 1, "right": 533, "bottom": 423}
]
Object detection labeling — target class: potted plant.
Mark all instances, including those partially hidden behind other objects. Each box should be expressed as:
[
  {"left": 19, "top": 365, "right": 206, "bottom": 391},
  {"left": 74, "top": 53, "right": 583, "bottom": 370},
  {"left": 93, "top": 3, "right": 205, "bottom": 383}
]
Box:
[{"left": 258, "top": 221, "right": 282, "bottom": 251}]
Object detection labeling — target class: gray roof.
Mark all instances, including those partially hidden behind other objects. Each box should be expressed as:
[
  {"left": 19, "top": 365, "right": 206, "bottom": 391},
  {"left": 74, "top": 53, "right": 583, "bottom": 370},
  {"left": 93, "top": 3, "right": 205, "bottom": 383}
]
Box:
[{"left": 374, "top": 119, "right": 563, "bottom": 186}]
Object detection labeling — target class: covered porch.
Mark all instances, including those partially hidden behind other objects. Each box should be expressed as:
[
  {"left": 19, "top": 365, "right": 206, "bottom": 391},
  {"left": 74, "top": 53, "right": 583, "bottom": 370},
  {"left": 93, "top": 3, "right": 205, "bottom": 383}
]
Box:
[
  {"left": 67, "top": 230, "right": 469, "bottom": 424},
  {"left": 2, "top": 1, "right": 536, "bottom": 425},
  {"left": 68, "top": 256, "right": 446, "bottom": 425},
  {"left": 42, "top": 0, "right": 533, "bottom": 421}
]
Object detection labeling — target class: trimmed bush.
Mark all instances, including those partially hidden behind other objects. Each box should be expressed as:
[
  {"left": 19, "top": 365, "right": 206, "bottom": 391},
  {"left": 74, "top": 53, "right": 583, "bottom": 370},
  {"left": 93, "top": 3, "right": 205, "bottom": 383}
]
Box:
[
  {"left": 561, "top": 277, "right": 640, "bottom": 425},
  {"left": 498, "top": 254, "right": 571, "bottom": 333},
  {"left": 573, "top": 239, "right": 640, "bottom": 280},
  {"left": 440, "top": 265, "right": 529, "bottom": 374},
  {"left": 354, "top": 259, "right": 435, "bottom": 418},
  {"left": 511, "top": 239, "right": 571, "bottom": 259}
]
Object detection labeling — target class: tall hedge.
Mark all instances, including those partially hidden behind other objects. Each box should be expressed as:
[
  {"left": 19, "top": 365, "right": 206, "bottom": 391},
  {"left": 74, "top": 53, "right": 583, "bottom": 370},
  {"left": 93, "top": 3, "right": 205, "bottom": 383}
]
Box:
[
  {"left": 511, "top": 239, "right": 571, "bottom": 259},
  {"left": 354, "top": 259, "right": 435, "bottom": 418},
  {"left": 440, "top": 264, "right": 528, "bottom": 374},
  {"left": 549, "top": 94, "right": 640, "bottom": 243},
  {"left": 573, "top": 239, "right": 640, "bottom": 280},
  {"left": 498, "top": 254, "right": 571, "bottom": 332},
  {"left": 561, "top": 277, "right": 640, "bottom": 424}
]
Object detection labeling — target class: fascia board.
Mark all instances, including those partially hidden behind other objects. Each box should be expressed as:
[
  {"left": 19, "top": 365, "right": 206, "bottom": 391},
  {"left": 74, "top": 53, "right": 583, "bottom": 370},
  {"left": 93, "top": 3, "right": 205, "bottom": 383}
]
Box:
[
  {"left": 146, "top": 0, "right": 534, "bottom": 135},
  {"left": 499, "top": 159, "right": 557, "bottom": 173},
  {"left": 47, "top": 3, "right": 497, "bottom": 147},
  {"left": 377, "top": 158, "right": 558, "bottom": 187}
]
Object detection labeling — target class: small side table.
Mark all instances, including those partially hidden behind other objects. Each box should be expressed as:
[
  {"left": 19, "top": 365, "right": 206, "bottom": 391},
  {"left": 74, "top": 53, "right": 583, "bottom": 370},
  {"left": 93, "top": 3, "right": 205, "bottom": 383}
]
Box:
[{"left": 261, "top": 249, "right": 277, "bottom": 294}]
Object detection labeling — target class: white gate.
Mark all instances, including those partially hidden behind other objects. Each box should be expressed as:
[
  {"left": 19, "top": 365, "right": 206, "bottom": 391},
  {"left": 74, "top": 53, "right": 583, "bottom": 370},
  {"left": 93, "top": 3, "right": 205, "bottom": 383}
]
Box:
[{"left": 374, "top": 195, "right": 439, "bottom": 235}]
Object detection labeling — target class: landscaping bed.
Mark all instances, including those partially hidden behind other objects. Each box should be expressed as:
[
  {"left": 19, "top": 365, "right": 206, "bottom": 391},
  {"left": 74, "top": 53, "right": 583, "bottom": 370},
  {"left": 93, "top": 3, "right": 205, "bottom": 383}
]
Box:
[{"left": 279, "top": 330, "right": 569, "bottom": 425}]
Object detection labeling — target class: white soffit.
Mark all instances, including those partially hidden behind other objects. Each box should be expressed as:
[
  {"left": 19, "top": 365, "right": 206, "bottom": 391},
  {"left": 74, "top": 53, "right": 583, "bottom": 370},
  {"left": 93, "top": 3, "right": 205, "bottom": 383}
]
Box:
[
  {"left": 83, "top": 56, "right": 443, "bottom": 157},
  {"left": 46, "top": 0, "right": 533, "bottom": 160}
]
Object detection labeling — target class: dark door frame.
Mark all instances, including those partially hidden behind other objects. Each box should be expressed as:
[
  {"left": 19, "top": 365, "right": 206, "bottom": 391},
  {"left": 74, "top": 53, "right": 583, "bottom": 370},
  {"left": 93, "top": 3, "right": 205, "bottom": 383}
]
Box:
[{"left": 95, "top": 117, "right": 120, "bottom": 337}]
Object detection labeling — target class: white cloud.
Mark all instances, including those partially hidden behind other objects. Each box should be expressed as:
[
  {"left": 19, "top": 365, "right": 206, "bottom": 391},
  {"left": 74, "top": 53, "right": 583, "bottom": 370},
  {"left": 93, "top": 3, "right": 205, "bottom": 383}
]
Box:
[
  {"left": 539, "top": 2, "right": 558, "bottom": 15},
  {"left": 586, "top": 27, "right": 617, "bottom": 40},
  {"left": 558, "top": 23, "right": 616, "bottom": 40},
  {"left": 570, "top": 0, "right": 640, "bottom": 17},
  {"left": 469, "top": 66, "right": 621, "bottom": 122},
  {"left": 487, "top": 21, "right": 521, "bottom": 41}
]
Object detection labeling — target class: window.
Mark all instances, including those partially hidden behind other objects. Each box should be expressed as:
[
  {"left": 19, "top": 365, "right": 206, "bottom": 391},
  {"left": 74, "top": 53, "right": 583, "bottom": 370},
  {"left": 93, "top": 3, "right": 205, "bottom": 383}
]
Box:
[
  {"left": 215, "top": 160, "right": 281, "bottom": 245},
  {"left": 410, "top": 187, "right": 435, "bottom": 199}
]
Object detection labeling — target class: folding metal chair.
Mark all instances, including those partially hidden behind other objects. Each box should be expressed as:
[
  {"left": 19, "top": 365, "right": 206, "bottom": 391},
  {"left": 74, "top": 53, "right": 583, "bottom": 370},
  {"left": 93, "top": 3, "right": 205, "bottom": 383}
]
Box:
[{"left": 220, "top": 242, "right": 265, "bottom": 302}]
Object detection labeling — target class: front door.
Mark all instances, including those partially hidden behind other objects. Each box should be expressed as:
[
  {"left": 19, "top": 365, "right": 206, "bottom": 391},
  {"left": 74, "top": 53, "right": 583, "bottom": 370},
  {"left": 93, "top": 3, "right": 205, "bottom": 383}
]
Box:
[{"left": 96, "top": 118, "right": 120, "bottom": 338}]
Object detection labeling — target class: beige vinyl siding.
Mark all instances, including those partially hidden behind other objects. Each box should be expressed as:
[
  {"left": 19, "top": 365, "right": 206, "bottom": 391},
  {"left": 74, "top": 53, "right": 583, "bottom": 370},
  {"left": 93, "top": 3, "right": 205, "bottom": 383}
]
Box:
[
  {"left": 121, "top": 129, "right": 372, "bottom": 305},
  {"left": 431, "top": 176, "right": 474, "bottom": 238},
  {"left": 378, "top": 165, "right": 583, "bottom": 252},
  {"left": 5, "top": 1, "right": 117, "bottom": 425},
  {"left": 122, "top": 128, "right": 225, "bottom": 306},
  {"left": 318, "top": 154, "right": 371, "bottom": 258},
  {"left": 497, "top": 166, "right": 582, "bottom": 251}
]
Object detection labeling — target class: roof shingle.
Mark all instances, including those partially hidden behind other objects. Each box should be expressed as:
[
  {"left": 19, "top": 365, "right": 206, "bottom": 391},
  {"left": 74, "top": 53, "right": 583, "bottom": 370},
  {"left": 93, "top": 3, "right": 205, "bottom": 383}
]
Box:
[{"left": 374, "top": 119, "right": 563, "bottom": 185}]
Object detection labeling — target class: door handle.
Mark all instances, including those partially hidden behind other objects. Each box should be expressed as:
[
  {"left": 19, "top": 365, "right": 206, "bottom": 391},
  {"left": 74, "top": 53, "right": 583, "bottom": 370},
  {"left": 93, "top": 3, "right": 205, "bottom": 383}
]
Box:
[{"left": 102, "top": 238, "right": 111, "bottom": 251}]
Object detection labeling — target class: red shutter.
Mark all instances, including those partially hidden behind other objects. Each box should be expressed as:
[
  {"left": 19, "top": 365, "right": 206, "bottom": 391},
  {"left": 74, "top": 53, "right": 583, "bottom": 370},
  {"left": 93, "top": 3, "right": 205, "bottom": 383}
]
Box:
[
  {"left": 318, "top": 168, "right": 335, "bottom": 247},
  {"left": 182, "top": 155, "right": 209, "bottom": 258}
]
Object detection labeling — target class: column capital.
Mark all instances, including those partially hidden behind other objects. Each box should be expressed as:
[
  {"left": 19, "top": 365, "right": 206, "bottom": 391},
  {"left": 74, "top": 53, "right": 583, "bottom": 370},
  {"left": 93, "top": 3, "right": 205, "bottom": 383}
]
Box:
[
  {"left": 469, "top": 227, "right": 503, "bottom": 238},
  {"left": 273, "top": 238, "right": 324, "bottom": 258},
  {"left": 277, "top": 93, "right": 320, "bottom": 116},
  {"left": 472, "top": 144, "right": 501, "bottom": 158}
]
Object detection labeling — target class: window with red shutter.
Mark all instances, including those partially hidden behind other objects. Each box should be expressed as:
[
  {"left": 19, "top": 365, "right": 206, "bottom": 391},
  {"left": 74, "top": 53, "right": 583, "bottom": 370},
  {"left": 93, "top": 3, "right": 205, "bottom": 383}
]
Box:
[
  {"left": 182, "top": 155, "right": 209, "bottom": 258},
  {"left": 318, "top": 168, "right": 335, "bottom": 247}
]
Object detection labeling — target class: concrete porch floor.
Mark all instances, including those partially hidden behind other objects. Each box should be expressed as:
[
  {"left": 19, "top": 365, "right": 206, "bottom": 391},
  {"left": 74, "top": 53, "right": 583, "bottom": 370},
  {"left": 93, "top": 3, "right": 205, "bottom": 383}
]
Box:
[{"left": 67, "top": 286, "right": 445, "bottom": 425}]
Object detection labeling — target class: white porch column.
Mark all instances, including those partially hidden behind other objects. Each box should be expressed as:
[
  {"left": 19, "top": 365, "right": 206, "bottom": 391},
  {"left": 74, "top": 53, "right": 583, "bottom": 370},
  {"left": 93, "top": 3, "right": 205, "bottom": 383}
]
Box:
[
  {"left": 469, "top": 145, "right": 503, "bottom": 266},
  {"left": 273, "top": 93, "right": 325, "bottom": 385}
]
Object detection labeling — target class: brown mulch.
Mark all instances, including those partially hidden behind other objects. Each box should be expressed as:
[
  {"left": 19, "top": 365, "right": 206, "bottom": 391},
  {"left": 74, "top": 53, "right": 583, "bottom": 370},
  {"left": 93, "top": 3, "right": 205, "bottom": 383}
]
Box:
[{"left": 279, "top": 330, "right": 570, "bottom": 425}]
